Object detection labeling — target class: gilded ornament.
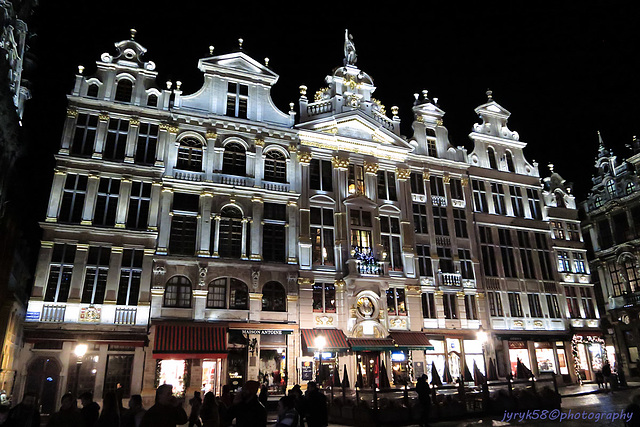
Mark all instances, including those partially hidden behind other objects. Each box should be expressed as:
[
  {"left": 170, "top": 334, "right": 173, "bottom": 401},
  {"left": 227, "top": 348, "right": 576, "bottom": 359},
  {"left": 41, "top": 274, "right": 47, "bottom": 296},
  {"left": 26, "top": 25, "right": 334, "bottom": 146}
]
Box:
[
  {"left": 254, "top": 138, "right": 265, "bottom": 147},
  {"left": 66, "top": 108, "right": 79, "bottom": 118},
  {"left": 331, "top": 156, "right": 349, "bottom": 170},
  {"left": 98, "top": 112, "right": 110, "bottom": 121},
  {"left": 298, "top": 151, "right": 312, "bottom": 164},
  {"left": 205, "top": 131, "right": 217, "bottom": 140},
  {"left": 364, "top": 161, "right": 379, "bottom": 175},
  {"left": 129, "top": 118, "right": 140, "bottom": 126},
  {"left": 395, "top": 167, "right": 411, "bottom": 181}
]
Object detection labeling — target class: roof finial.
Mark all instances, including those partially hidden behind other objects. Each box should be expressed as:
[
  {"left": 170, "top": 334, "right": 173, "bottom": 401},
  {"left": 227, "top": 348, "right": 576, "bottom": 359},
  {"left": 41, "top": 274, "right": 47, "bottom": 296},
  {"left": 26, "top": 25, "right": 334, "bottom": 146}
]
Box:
[
  {"left": 344, "top": 29, "right": 357, "bottom": 66},
  {"left": 548, "top": 163, "right": 554, "bottom": 172},
  {"left": 130, "top": 29, "right": 137, "bottom": 40},
  {"left": 486, "top": 89, "right": 493, "bottom": 101},
  {"left": 209, "top": 45, "right": 214, "bottom": 55},
  {"left": 264, "top": 57, "right": 270, "bottom": 67},
  {"left": 238, "top": 38, "right": 244, "bottom": 49}
]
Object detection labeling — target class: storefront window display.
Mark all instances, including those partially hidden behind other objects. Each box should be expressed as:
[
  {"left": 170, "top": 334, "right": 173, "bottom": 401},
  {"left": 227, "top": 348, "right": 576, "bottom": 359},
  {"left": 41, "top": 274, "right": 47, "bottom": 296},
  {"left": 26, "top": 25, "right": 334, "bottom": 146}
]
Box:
[
  {"left": 260, "top": 348, "right": 286, "bottom": 391},
  {"left": 202, "top": 359, "right": 223, "bottom": 396},
  {"left": 391, "top": 350, "right": 410, "bottom": 385},
  {"left": 463, "top": 340, "right": 485, "bottom": 378},
  {"left": 158, "top": 359, "right": 186, "bottom": 395},
  {"left": 508, "top": 341, "right": 531, "bottom": 376},
  {"left": 556, "top": 342, "right": 569, "bottom": 375},
  {"left": 571, "top": 335, "right": 606, "bottom": 383},
  {"left": 446, "top": 338, "right": 461, "bottom": 380},
  {"left": 425, "top": 340, "right": 445, "bottom": 384},
  {"left": 534, "top": 342, "right": 556, "bottom": 374}
]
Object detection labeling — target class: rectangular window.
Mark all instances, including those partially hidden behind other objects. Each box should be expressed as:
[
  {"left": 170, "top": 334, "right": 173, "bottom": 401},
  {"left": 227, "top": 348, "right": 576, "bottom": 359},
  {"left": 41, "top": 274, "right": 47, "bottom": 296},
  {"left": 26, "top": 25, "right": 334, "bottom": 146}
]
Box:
[
  {"left": 127, "top": 181, "right": 151, "bottom": 230},
  {"left": 312, "top": 282, "right": 336, "bottom": 313},
  {"left": 226, "top": 82, "right": 248, "bottom": 118},
  {"left": 104, "top": 118, "right": 129, "bottom": 161},
  {"left": 517, "top": 231, "right": 536, "bottom": 279},
  {"left": 135, "top": 123, "right": 159, "bottom": 165},
  {"left": 421, "top": 293, "right": 436, "bottom": 319},
  {"left": 437, "top": 246, "right": 454, "bottom": 273},
  {"left": 499, "top": 229, "right": 518, "bottom": 278},
  {"left": 566, "top": 286, "right": 581, "bottom": 318},
  {"left": 263, "top": 224, "right": 286, "bottom": 262},
  {"left": 103, "top": 354, "right": 134, "bottom": 398},
  {"left": 546, "top": 294, "right": 561, "bottom": 318},
  {"left": 509, "top": 185, "right": 525, "bottom": 217},
  {"left": 580, "top": 287, "right": 596, "bottom": 319},
  {"left": 413, "top": 203, "right": 428, "bottom": 234},
  {"left": 117, "top": 249, "right": 143, "bottom": 306},
  {"left": 551, "top": 221, "right": 566, "bottom": 240},
  {"left": 44, "top": 244, "right": 76, "bottom": 302},
  {"left": 432, "top": 206, "right": 449, "bottom": 236},
  {"left": 377, "top": 171, "right": 397, "bottom": 201},
  {"left": 458, "top": 248, "right": 474, "bottom": 279},
  {"left": 480, "top": 226, "right": 498, "bottom": 277},
  {"left": 72, "top": 113, "right": 98, "bottom": 156},
  {"left": 598, "top": 219, "right": 613, "bottom": 249},
  {"left": 508, "top": 292, "right": 523, "bottom": 317},
  {"left": 416, "top": 245, "right": 433, "bottom": 277},
  {"left": 386, "top": 287, "right": 407, "bottom": 316},
  {"left": 450, "top": 178, "right": 464, "bottom": 201},
  {"left": 380, "top": 215, "right": 403, "bottom": 271},
  {"left": 528, "top": 294, "right": 543, "bottom": 317},
  {"left": 453, "top": 208, "right": 468, "bottom": 238},
  {"left": 488, "top": 291, "right": 504, "bottom": 317},
  {"left": 348, "top": 164, "right": 365, "bottom": 195},
  {"left": 349, "top": 209, "right": 372, "bottom": 250},
  {"left": 491, "top": 183, "right": 507, "bottom": 215},
  {"left": 94, "top": 177, "right": 120, "bottom": 227},
  {"left": 59, "top": 174, "right": 87, "bottom": 223},
  {"left": 82, "top": 246, "right": 111, "bottom": 305},
  {"left": 567, "top": 223, "right": 581, "bottom": 241},
  {"left": 557, "top": 251, "right": 571, "bottom": 273},
  {"left": 410, "top": 172, "right": 424, "bottom": 194},
  {"left": 472, "top": 180, "right": 488, "bottom": 213},
  {"left": 169, "top": 216, "right": 197, "bottom": 256},
  {"left": 608, "top": 261, "right": 623, "bottom": 297},
  {"left": 464, "top": 294, "right": 478, "bottom": 320},
  {"left": 430, "top": 176, "right": 446, "bottom": 204},
  {"left": 443, "top": 294, "right": 457, "bottom": 319},
  {"left": 426, "top": 133, "right": 437, "bottom": 157},
  {"left": 311, "top": 207, "right": 335, "bottom": 266},
  {"left": 527, "top": 188, "right": 542, "bottom": 220},
  {"left": 535, "top": 233, "right": 555, "bottom": 280},
  {"left": 309, "top": 159, "right": 333, "bottom": 191},
  {"left": 573, "top": 252, "right": 587, "bottom": 274}
]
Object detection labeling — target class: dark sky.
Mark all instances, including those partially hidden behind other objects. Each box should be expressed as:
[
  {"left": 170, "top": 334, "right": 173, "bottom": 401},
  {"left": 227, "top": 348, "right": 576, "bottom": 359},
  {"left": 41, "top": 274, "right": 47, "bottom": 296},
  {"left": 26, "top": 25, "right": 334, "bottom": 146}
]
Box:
[{"left": 18, "top": 0, "right": 640, "bottom": 224}]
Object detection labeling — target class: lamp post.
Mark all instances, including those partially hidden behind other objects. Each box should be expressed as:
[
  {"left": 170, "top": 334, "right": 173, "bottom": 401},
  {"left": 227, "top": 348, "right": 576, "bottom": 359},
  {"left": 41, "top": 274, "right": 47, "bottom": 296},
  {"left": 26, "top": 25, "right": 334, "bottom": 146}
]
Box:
[
  {"left": 315, "top": 335, "right": 326, "bottom": 384},
  {"left": 74, "top": 343, "right": 88, "bottom": 397},
  {"left": 477, "top": 326, "right": 488, "bottom": 375}
]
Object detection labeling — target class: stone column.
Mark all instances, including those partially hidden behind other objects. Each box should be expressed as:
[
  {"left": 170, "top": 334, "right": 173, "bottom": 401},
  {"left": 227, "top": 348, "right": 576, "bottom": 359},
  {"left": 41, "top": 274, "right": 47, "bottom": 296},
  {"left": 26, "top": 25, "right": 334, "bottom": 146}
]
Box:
[
  {"left": 287, "top": 201, "right": 298, "bottom": 264},
  {"left": 45, "top": 169, "right": 67, "bottom": 222},
  {"left": 250, "top": 197, "right": 264, "bottom": 261},
  {"left": 68, "top": 244, "right": 89, "bottom": 303},
  {"left": 125, "top": 118, "right": 140, "bottom": 163},
  {"left": 104, "top": 246, "right": 123, "bottom": 305},
  {"left": 249, "top": 293, "right": 262, "bottom": 322},
  {"left": 212, "top": 215, "right": 221, "bottom": 258},
  {"left": 198, "top": 192, "right": 213, "bottom": 257},
  {"left": 93, "top": 112, "right": 110, "bottom": 159},
  {"left": 298, "top": 152, "right": 312, "bottom": 269},
  {"left": 82, "top": 174, "right": 100, "bottom": 225},
  {"left": 59, "top": 108, "right": 79, "bottom": 153},
  {"left": 241, "top": 218, "right": 249, "bottom": 259},
  {"left": 287, "top": 143, "right": 298, "bottom": 193},
  {"left": 205, "top": 131, "right": 217, "bottom": 181},
  {"left": 332, "top": 156, "right": 350, "bottom": 273},
  {"left": 148, "top": 181, "right": 162, "bottom": 231},
  {"left": 138, "top": 249, "right": 155, "bottom": 306},
  {"left": 193, "top": 289, "right": 207, "bottom": 321},
  {"left": 116, "top": 179, "right": 132, "bottom": 229},
  {"left": 31, "top": 241, "right": 55, "bottom": 299},
  {"left": 157, "top": 188, "right": 174, "bottom": 255}
]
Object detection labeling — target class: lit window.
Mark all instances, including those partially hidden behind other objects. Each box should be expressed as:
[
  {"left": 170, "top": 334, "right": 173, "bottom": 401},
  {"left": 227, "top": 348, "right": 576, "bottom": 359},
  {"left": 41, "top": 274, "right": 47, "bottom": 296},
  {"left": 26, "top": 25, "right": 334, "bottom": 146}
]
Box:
[
  {"left": 312, "top": 282, "right": 336, "bottom": 313},
  {"left": 311, "top": 207, "right": 335, "bottom": 266},
  {"left": 386, "top": 287, "right": 407, "bottom": 316}
]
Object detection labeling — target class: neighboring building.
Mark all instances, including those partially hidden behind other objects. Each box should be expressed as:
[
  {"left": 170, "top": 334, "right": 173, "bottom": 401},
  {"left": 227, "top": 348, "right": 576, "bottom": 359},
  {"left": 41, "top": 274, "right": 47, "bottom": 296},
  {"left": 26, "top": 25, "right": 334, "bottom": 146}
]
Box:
[
  {"left": 0, "top": 0, "right": 36, "bottom": 399},
  {"left": 581, "top": 133, "right": 640, "bottom": 381},
  {"left": 14, "top": 31, "right": 601, "bottom": 411}
]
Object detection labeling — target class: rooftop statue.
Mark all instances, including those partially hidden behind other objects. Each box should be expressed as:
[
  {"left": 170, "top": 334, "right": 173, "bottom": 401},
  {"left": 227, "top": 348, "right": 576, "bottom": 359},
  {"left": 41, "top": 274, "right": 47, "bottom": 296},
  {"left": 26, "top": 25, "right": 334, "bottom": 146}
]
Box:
[{"left": 344, "top": 29, "right": 357, "bottom": 66}]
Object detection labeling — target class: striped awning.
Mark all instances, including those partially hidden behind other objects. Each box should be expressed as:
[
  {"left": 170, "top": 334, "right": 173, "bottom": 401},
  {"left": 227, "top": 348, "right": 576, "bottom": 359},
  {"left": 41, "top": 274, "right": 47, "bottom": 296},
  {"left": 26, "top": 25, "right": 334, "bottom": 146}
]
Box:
[
  {"left": 390, "top": 332, "right": 434, "bottom": 350},
  {"left": 153, "top": 324, "right": 227, "bottom": 359},
  {"left": 301, "top": 329, "right": 349, "bottom": 351},
  {"left": 347, "top": 337, "right": 396, "bottom": 351}
]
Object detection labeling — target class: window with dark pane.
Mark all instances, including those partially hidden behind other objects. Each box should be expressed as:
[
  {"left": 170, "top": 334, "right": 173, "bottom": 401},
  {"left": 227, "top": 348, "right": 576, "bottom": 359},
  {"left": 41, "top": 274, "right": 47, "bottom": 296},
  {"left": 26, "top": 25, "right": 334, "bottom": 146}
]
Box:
[
  {"left": 59, "top": 174, "right": 87, "bottom": 223},
  {"left": 72, "top": 114, "right": 98, "bottom": 156},
  {"left": 508, "top": 292, "right": 523, "bottom": 317},
  {"left": 437, "top": 246, "right": 454, "bottom": 273},
  {"left": 421, "top": 293, "right": 436, "bottom": 319},
  {"left": 264, "top": 150, "right": 287, "bottom": 183},
  {"left": 44, "top": 244, "right": 76, "bottom": 302},
  {"left": 311, "top": 207, "right": 334, "bottom": 266},
  {"left": 135, "top": 123, "right": 158, "bottom": 165},
  {"left": 114, "top": 79, "right": 133, "bottom": 102},
  {"left": 443, "top": 293, "right": 457, "bottom": 319},
  {"left": 207, "top": 278, "right": 227, "bottom": 309},
  {"left": 87, "top": 84, "right": 99, "bottom": 98},
  {"left": 410, "top": 172, "right": 424, "bottom": 194},
  {"left": 147, "top": 94, "right": 158, "bottom": 107},
  {"left": 527, "top": 188, "right": 542, "bottom": 220},
  {"left": 94, "top": 178, "right": 120, "bottom": 227},
  {"left": 472, "top": 180, "right": 488, "bottom": 213},
  {"left": 416, "top": 245, "right": 433, "bottom": 277},
  {"left": 226, "top": 82, "right": 248, "bottom": 118},
  {"left": 104, "top": 118, "right": 129, "bottom": 161},
  {"left": 487, "top": 147, "right": 498, "bottom": 169},
  {"left": 164, "top": 276, "right": 192, "bottom": 308},
  {"left": 127, "top": 181, "right": 151, "bottom": 230},
  {"left": 310, "top": 159, "right": 333, "bottom": 191},
  {"left": 176, "top": 138, "right": 203, "bottom": 172},
  {"left": 412, "top": 204, "right": 428, "bottom": 234},
  {"left": 528, "top": 294, "right": 543, "bottom": 317},
  {"left": 458, "top": 248, "right": 474, "bottom": 279},
  {"left": 499, "top": 229, "right": 517, "bottom": 278},
  {"left": 432, "top": 206, "right": 449, "bottom": 236},
  {"left": 82, "top": 246, "right": 111, "bottom": 304},
  {"left": 222, "top": 142, "right": 246, "bottom": 176},
  {"left": 464, "top": 294, "right": 478, "bottom": 320},
  {"left": 219, "top": 206, "right": 243, "bottom": 258},
  {"left": 380, "top": 215, "right": 402, "bottom": 271},
  {"left": 262, "top": 281, "right": 286, "bottom": 312},
  {"left": 509, "top": 185, "right": 525, "bottom": 217},
  {"left": 377, "top": 171, "right": 397, "bottom": 201},
  {"left": 103, "top": 355, "right": 134, "bottom": 398},
  {"left": 117, "top": 249, "right": 143, "bottom": 306},
  {"left": 491, "top": 183, "right": 507, "bottom": 215},
  {"left": 453, "top": 208, "right": 468, "bottom": 238},
  {"left": 229, "top": 278, "right": 249, "bottom": 309},
  {"left": 450, "top": 178, "right": 464, "bottom": 200}
]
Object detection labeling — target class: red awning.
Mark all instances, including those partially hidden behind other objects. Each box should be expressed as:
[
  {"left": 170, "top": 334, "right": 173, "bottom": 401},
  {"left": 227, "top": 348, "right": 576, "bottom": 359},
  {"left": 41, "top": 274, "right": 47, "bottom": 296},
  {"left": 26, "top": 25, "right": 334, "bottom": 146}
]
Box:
[
  {"left": 390, "top": 332, "right": 434, "bottom": 350},
  {"left": 347, "top": 337, "right": 396, "bottom": 351},
  {"left": 301, "top": 329, "right": 349, "bottom": 351},
  {"left": 153, "top": 324, "right": 227, "bottom": 359}
]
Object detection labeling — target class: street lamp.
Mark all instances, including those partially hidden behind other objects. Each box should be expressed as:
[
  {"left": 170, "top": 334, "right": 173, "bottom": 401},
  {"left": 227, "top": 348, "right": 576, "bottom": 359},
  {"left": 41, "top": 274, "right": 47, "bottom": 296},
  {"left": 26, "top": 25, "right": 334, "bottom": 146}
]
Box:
[
  {"left": 74, "top": 343, "right": 88, "bottom": 397},
  {"left": 477, "top": 326, "right": 488, "bottom": 376},
  {"left": 315, "top": 335, "right": 326, "bottom": 384}
]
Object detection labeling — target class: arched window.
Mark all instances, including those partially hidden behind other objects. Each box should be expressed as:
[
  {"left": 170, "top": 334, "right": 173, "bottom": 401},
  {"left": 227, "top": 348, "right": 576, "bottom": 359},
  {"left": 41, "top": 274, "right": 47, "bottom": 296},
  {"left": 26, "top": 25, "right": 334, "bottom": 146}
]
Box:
[
  {"left": 262, "top": 281, "right": 286, "bottom": 312},
  {"left": 207, "top": 277, "right": 248, "bottom": 309},
  {"left": 554, "top": 191, "right": 566, "bottom": 208},
  {"left": 222, "top": 142, "right": 246, "bottom": 176},
  {"left": 176, "top": 138, "right": 203, "bottom": 172},
  {"left": 264, "top": 150, "right": 287, "bottom": 183},
  {"left": 164, "top": 276, "right": 192, "bottom": 308},
  {"left": 487, "top": 147, "right": 498, "bottom": 170},
  {"left": 219, "top": 206, "right": 243, "bottom": 258},
  {"left": 627, "top": 182, "right": 636, "bottom": 195},
  {"left": 607, "top": 180, "right": 616, "bottom": 196},
  {"left": 505, "top": 151, "right": 515, "bottom": 173},
  {"left": 147, "top": 94, "right": 158, "bottom": 107},
  {"left": 87, "top": 84, "right": 99, "bottom": 98},
  {"left": 114, "top": 79, "right": 133, "bottom": 102}
]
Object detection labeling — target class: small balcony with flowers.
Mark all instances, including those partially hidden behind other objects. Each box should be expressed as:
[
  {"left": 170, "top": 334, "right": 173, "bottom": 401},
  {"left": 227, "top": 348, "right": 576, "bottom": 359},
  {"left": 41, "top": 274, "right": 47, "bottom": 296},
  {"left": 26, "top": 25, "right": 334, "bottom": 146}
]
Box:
[{"left": 346, "top": 246, "right": 388, "bottom": 277}]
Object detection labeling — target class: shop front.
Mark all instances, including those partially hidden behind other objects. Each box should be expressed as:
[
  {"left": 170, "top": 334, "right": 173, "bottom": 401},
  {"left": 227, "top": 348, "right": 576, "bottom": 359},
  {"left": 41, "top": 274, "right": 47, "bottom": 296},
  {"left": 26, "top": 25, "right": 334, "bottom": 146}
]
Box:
[
  {"left": 388, "top": 331, "right": 434, "bottom": 386},
  {"left": 571, "top": 333, "right": 611, "bottom": 383},
  {"left": 424, "top": 335, "right": 485, "bottom": 384},
  {"left": 348, "top": 337, "right": 396, "bottom": 388},
  {"left": 496, "top": 333, "right": 573, "bottom": 381},
  {"left": 300, "top": 329, "right": 349, "bottom": 386}
]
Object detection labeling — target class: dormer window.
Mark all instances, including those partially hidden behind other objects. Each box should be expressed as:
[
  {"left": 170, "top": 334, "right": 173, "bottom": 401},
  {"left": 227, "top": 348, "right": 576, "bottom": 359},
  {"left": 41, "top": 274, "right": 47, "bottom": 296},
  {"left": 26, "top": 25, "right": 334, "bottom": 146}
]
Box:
[
  {"left": 627, "top": 182, "right": 636, "bottom": 195},
  {"left": 488, "top": 147, "right": 498, "bottom": 170},
  {"left": 147, "top": 94, "right": 158, "bottom": 107},
  {"left": 226, "top": 82, "right": 248, "bottom": 118},
  {"left": 606, "top": 180, "right": 616, "bottom": 196},
  {"left": 87, "top": 84, "right": 99, "bottom": 98},
  {"left": 176, "top": 138, "right": 203, "bottom": 172},
  {"left": 506, "top": 151, "right": 515, "bottom": 173},
  {"left": 115, "top": 79, "right": 133, "bottom": 103}
]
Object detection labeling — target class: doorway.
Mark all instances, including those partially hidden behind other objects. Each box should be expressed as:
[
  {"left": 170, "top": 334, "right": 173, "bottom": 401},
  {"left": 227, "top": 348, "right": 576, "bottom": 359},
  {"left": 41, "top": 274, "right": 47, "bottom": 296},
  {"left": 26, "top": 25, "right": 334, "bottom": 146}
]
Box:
[
  {"left": 25, "top": 357, "right": 60, "bottom": 415},
  {"left": 357, "top": 352, "right": 379, "bottom": 388}
]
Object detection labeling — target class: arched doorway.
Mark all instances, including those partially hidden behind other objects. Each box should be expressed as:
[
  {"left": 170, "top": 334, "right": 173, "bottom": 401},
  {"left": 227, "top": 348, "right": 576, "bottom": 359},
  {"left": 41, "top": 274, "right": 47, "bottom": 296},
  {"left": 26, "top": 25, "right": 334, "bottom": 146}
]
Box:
[{"left": 25, "top": 356, "right": 61, "bottom": 415}]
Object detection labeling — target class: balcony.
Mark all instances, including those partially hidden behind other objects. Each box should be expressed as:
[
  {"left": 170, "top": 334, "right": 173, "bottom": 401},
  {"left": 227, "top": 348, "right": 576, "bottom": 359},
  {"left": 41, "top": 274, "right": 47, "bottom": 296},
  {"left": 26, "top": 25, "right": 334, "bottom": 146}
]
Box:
[
  {"left": 431, "top": 195, "right": 447, "bottom": 206},
  {"left": 262, "top": 180, "right": 289, "bottom": 192},
  {"left": 173, "top": 169, "right": 204, "bottom": 182},
  {"left": 214, "top": 173, "right": 253, "bottom": 187},
  {"left": 40, "top": 304, "right": 66, "bottom": 323},
  {"left": 114, "top": 307, "right": 137, "bottom": 325},
  {"left": 25, "top": 301, "right": 149, "bottom": 326},
  {"left": 355, "top": 260, "right": 385, "bottom": 276},
  {"left": 438, "top": 272, "right": 462, "bottom": 287},
  {"left": 623, "top": 292, "right": 640, "bottom": 307},
  {"left": 347, "top": 246, "right": 387, "bottom": 277}
]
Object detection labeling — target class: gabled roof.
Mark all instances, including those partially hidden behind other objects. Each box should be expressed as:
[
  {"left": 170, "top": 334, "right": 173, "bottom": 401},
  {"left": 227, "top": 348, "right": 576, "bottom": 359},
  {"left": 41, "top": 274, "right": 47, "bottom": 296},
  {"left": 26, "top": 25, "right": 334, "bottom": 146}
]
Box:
[
  {"left": 197, "top": 51, "right": 279, "bottom": 85},
  {"left": 474, "top": 100, "right": 511, "bottom": 118}
]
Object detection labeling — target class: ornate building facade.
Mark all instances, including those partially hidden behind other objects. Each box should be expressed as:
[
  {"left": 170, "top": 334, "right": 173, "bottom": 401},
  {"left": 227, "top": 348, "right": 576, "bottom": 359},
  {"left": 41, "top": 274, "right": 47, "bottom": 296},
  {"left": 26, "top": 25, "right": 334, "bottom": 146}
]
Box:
[{"left": 14, "top": 31, "right": 601, "bottom": 410}]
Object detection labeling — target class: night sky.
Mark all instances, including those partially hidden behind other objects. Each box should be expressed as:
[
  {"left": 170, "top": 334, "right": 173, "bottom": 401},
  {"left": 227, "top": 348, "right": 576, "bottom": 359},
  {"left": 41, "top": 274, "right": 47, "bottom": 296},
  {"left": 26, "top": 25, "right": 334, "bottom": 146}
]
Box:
[{"left": 17, "top": 1, "right": 640, "bottom": 227}]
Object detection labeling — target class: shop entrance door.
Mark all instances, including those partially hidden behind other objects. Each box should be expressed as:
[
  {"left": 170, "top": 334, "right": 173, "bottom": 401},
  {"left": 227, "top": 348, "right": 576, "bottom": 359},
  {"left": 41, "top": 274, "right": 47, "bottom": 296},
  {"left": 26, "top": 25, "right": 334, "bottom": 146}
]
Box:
[{"left": 357, "top": 352, "right": 379, "bottom": 388}]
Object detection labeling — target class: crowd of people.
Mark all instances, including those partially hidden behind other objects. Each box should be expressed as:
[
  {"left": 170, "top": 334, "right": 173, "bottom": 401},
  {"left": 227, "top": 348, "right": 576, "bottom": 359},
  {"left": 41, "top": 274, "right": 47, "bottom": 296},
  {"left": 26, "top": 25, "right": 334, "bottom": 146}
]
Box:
[{"left": 0, "top": 380, "right": 329, "bottom": 427}]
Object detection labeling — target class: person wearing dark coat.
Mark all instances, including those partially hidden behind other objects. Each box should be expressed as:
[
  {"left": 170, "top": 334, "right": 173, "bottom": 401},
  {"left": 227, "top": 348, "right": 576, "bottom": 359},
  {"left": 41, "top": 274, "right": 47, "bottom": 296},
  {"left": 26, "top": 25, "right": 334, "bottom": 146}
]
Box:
[
  {"left": 416, "top": 374, "right": 431, "bottom": 427},
  {"left": 217, "top": 386, "right": 232, "bottom": 427},
  {"left": 140, "top": 385, "right": 188, "bottom": 427},
  {"left": 120, "top": 395, "right": 146, "bottom": 427},
  {"left": 96, "top": 392, "right": 119, "bottom": 427},
  {"left": 188, "top": 391, "right": 202, "bottom": 427},
  {"left": 228, "top": 380, "right": 267, "bottom": 427},
  {"left": 258, "top": 384, "right": 269, "bottom": 408},
  {"left": 47, "top": 393, "right": 83, "bottom": 427},
  {"left": 200, "top": 392, "right": 219, "bottom": 427},
  {"left": 304, "top": 382, "right": 327, "bottom": 427},
  {"left": 4, "top": 392, "right": 41, "bottom": 427},
  {"left": 602, "top": 362, "right": 612, "bottom": 389},
  {"left": 79, "top": 392, "right": 100, "bottom": 427}
]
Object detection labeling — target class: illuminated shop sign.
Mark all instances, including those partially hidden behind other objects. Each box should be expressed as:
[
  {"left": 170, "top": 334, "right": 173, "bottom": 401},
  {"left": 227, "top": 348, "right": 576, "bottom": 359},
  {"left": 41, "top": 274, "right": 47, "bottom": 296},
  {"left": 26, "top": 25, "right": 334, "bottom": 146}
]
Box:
[{"left": 240, "top": 329, "right": 293, "bottom": 335}]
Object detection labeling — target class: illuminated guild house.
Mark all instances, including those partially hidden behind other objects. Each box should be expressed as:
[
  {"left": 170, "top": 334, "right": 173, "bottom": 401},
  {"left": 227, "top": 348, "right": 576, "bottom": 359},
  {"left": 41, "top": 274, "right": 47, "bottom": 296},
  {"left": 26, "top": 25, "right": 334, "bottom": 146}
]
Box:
[
  {"left": 15, "top": 31, "right": 598, "bottom": 411},
  {"left": 581, "top": 134, "right": 640, "bottom": 381}
]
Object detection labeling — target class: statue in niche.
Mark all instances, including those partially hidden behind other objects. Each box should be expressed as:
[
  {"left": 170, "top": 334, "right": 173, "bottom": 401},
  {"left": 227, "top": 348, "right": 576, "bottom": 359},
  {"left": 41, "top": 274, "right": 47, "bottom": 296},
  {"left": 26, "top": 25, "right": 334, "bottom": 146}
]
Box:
[{"left": 344, "top": 29, "right": 357, "bottom": 66}]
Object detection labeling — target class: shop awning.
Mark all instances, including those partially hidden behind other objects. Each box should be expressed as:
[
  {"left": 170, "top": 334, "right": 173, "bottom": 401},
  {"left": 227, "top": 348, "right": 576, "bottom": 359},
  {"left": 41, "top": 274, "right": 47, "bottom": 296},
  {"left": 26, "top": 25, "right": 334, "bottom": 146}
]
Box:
[
  {"left": 390, "top": 332, "right": 434, "bottom": 350},
  {"left": 153, "top": 324, "right": 227, "bottom": 359},
  {"left": 301, "top": 329, "right": 349, "bottom": 351},
  {"left": 347, "top": 337, "right": 396, "bottom": 351}
]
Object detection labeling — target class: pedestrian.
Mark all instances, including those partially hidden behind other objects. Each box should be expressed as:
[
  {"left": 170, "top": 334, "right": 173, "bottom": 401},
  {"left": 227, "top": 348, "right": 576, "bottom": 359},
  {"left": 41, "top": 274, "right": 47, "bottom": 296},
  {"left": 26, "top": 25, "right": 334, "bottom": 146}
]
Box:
[
  {"left": 595, "top": 370, "right": 604, "bottom": 389},
  {"left": 626, "top": 393, "right": 640, "bottom": 427},
  {"left": 121, "top": 395, "right": 145, "bottom": 427},
  {"left": 188, "top": 391, "right": 202, "bottom": 427},
  {"left": 96, "top": 392, "right": 119, "bottom": 427},
  {"left": 140, "top": 384, "right": 188, "bottom": 427},
  {"left": 602, "top": 362, "right": 612, "bottom": 390},
  {"left": 304, "top": 382, "right": 327, "bottom": 427},
  {"left": 288, "top": 385, "right": 305, "bottom": 427},
  {"left": 3, "top": 392, "right": 41, "bottom": 427},
  {"left": 217, "top": 386, "right": 232, "bottom": 427},
  {"left": 416, "top": 374, "right": 431, "bottom": 427},
  {"left": 46, "top": 393, "right": 83, "bottom": 427},
  {"left": 200, "top": 392, "right": 219, "bottom": 427},
  {"left": 79, "top": 392, "right": 100, "bottom": 427},
  {"left": 275, "top": 395, "right": 299, "bottom": 427},
  {"left": 258, "top": 384, "right": 269, "bottom": 408},
  {"left": 228, "top": 380, "right": 267, "bottom": 427}
]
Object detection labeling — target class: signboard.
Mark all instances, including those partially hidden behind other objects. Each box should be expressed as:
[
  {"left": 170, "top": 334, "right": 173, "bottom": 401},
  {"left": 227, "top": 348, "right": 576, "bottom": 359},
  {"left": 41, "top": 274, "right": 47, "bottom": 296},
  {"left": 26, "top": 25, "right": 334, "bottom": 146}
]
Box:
[
  {"left": 26, "top": 311, "right": 40, "bottom": 321},
  {"left": 414, "top": 361, "right": 425, "bottom": 378},
  {"left": 301, "top": 361, "right": 313, "bottom": 381},
  {"left": 241, "top": 329, "right": 292, "bottom": 335}
]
